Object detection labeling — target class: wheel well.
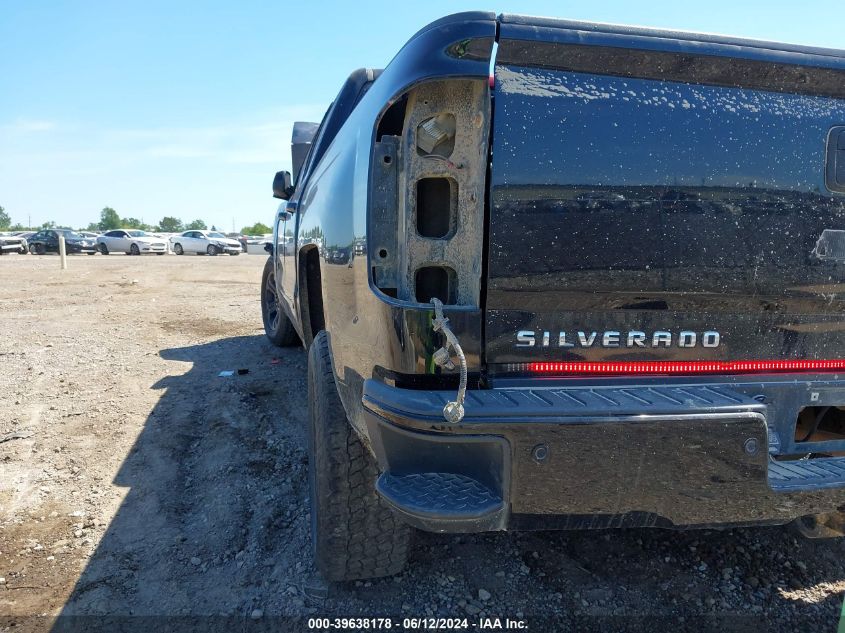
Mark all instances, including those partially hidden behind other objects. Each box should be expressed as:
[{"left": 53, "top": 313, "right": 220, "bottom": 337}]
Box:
[{"left": 299, "top": 245, "right": 325, "bottom": 345}]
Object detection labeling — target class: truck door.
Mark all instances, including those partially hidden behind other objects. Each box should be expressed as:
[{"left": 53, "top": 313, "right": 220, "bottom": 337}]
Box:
[{"left": 272, "top": 204, "right": 295, "bottom": 309}]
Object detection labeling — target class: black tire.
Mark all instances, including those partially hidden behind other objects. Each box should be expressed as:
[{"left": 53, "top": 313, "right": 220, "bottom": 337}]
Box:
[
  {"left": 206, "top": 244, "right": 218, "bottom": 256},
  {"left": 173, "top": 243, "right": 184, "bottom": 255},
  {"left": 156, "top": 252, "right": 165, "bottom": 255},
  {"left": 32, "top": 243, "right": 45, "bottom": 255},
  {"left": 99, "top": 243, "right": 109, "bottom": 255},
  {"left": 307, "top": 331, "right": 411, "bottom": 581},
  {"left": 229, "top": 251, "right": 239, "bottom": 256},
  {"left": 130, "top": 243, "right": 140, "bottom": 256},
  {"left": 260, "top": 257, "right": 299, "bottom": 347}
]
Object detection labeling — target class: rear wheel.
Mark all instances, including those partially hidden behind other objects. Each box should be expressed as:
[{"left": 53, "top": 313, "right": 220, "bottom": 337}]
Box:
[
  {"left": 173, "top": 243, "right": 184, "bottom": 255},
  {"left": 99, "top": 243, "right": 109, "bottom": 255},
  {"left": 307, "top": 331, "right": 411, "bottom": 581},
  {"left": 260, "top": 257, "right": 299, "bottom": 346},
  {"left": 130, "top": 243, "right": 140, "bottom": 256}
]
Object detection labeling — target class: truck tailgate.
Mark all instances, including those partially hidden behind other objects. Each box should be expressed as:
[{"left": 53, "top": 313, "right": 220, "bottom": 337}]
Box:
[{"left": 485, "top": 16, "right": 845, "bottom": 373}]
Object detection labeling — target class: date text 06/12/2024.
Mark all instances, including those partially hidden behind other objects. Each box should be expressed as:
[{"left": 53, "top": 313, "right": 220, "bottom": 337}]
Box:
[{"left": 306, "top": 617, "right": 528, "bottom": 630}]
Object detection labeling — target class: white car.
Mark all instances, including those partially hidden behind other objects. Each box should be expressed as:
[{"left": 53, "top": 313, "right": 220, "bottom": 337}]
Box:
[
  {"left": 170, "top": 230, "right": 241, "bottom": 256},
  {"left": 96, "top": 229, "right": 168, "bottom": 255},
  {"left": 245, "top": 234, "right": 274, "bottom": 255},
  {"left": 0, "top": 232, "right": 27, "bottom": 255}
]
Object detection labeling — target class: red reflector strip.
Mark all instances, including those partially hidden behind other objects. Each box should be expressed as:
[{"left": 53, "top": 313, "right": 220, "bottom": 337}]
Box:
[{"left": 527, "top": 360, "right": 845, "bottom": 375}]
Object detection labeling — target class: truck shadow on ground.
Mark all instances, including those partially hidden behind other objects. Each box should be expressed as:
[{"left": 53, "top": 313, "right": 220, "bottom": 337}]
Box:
[
  {"left": 51, "top": 335, "right": 311, "bottom": 631},
  {"left": 50, "top": 335, "right": 845, "bottom": 632}
]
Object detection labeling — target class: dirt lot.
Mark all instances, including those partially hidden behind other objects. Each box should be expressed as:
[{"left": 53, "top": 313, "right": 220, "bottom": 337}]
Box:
[{"left": 1, "top": 254, "right": 845, "bottom": 632}]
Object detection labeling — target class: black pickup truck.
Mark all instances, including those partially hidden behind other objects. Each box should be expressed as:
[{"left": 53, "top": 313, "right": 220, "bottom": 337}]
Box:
[{"left": 261, "top": 12, "right": 845, "bottom": 581}]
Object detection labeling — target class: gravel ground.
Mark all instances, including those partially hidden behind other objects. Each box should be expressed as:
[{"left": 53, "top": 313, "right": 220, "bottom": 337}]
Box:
[{"left": 1, "top": 254, "right": 844, "bottom": 632}]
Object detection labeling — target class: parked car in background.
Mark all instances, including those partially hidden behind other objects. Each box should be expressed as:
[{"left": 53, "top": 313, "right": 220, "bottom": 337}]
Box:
[
  {"left": 78, "top": 231, "right": 101, "bottom": 241},
  {"left": 243, "top": 234, "right": 274, "bottom": 254},
  {"left": 96, "top": 229, "right": 167, "bottom": 255},
  {"left": 27, "top": 229, "right": 97, "bottom": 255},
  {"left": 0, "top": 233, "right": 28, "bottom": 254},
  {"left": 324, "top": 245, "right": 353, "bottom": 266},
  {"left": 169, "top": 230, "right": 241, "bottom": 255}
]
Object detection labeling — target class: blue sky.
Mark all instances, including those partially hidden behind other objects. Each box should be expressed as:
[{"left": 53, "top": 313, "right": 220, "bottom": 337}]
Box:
[{"left": 1, "top": 1, "right": 842, "bottom": 231}]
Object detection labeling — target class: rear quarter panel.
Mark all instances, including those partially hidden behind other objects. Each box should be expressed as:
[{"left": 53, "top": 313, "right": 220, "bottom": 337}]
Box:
[{"left": 293, "top": 13, "right": 495, "bottom": 437}]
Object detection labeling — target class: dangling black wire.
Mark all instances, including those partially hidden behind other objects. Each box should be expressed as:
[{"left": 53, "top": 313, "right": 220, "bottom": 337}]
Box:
[{"left": 799, "top": 406, "right": 832, "bottom": 443}]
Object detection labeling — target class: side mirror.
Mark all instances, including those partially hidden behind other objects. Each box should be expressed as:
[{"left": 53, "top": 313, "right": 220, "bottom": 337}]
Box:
[
  {"left": 264, "top": 242, "right": 274, "bottom": 254},
  {"left": 272, "top": 171, "right": 294, "bottom": 200}
]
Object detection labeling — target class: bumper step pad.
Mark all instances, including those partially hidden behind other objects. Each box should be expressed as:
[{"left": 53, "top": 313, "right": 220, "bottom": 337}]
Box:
[
  {"left": 376, "top": 472, "right": 506, "bottom": 533},
  {"left": 769, "top": 457, "right": 845, "bottom": 492},
  {"left": 364, "top": 379, "right": 765, "bottom": 421}
]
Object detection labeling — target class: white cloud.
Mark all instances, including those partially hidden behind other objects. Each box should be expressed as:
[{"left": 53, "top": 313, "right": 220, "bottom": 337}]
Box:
[
  {"left": 2, "top": 119, "right": 57, "bottom": 133},
  {"left": 145, "top": 144, "right": 213, "bottom": 159},
  {"left": 100, "top": 105, "right": 324, "bottom": 166},
  {"left": 0, "top": 104, "right": 327, "bottom": 229}
]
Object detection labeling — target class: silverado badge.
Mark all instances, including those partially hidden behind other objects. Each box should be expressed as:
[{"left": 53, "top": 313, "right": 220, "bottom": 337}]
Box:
[{"left": 516, "top": 330, "right": 721, "bottom": 348}]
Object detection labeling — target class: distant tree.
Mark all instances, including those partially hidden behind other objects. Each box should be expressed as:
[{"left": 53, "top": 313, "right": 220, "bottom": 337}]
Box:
[
  {"left": 0, "top": 205, "right": 9, "bottom": 229},
  {"left": 98, "top": 207, "right": 121, "bottom": 230},
  {"left": 158, "top": 216, "right": 184, "bottom": 232},
  {"left": 123, "top": 217, "right": 151, "bottom": 230},
  {"left": 210, "top": 225, "right": 217, "bottom": 231},
  {"left": 9, "top": 222, "right": 27, "bottom": 231},
  {"left": 241, "top": 222, "right": 272, "bottom": 235},
  {"left": 185, "top": 219, "right": 207, "bottom": 230},
  {"left": 85, "top": 221, "right": 100, "bottom": 232},
  {"left": 41, "top": 220, "right": 57, "bottom": 229}
]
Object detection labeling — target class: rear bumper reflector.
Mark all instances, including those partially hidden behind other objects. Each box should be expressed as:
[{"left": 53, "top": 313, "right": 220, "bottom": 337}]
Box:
[{"left": 520, "top": 360, "right": 845, "bottom": 376}]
